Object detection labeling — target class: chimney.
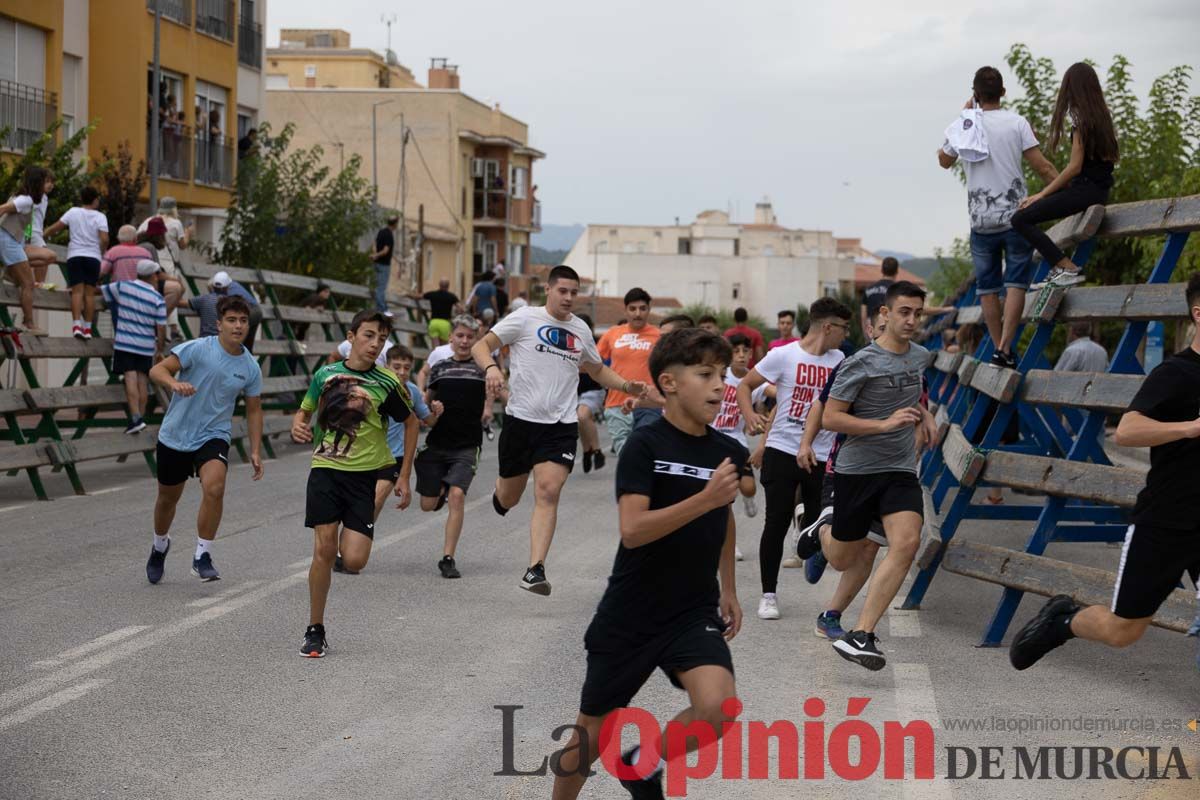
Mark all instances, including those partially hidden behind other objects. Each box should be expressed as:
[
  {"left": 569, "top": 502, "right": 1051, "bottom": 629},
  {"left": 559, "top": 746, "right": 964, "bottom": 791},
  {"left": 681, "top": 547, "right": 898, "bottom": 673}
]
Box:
[
  {"left": 428, "top": 57, "right": 460, "bottom": 89},
  {"left": 754, "top": 197, "right": 776, "bottom": 226}
]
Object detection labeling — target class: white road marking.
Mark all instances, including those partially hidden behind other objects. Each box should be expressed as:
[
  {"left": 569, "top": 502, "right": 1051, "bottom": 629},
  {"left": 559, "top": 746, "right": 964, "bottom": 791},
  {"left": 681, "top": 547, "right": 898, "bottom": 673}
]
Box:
[
  {"left": 0, "top": 504, "right": 28, "bottom": 513},
  {"left": 0, "top": 679, "right": 110, "bottom": 732},
  {"left": 185, "top": 582, "right": 262, "bottom": 608},
  {"left": 888, "top": 610, "right": 922, "bottom": 637},
  {"left": 0, "top": 493, "right": 494, "bottom": 723},
  {"left": 894, "top": 663, "right": 953, "bottom": 800},
  {"left": 29, "top": 626, "right": 151, "bottom": 670},
  {"left": 90, "top": 486, "right": 127, "bottom": 496}
]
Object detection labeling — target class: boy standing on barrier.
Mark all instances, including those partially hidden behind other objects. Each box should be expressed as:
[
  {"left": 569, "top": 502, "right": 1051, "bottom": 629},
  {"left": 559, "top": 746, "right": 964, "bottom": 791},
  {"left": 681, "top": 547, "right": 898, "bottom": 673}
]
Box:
[
  {"left": 1010, "top": 275, "right": 1200, "bottom": 670},
  {"left": 146, "top": 296, "right": 263, "bottom": 585},
  {"left": 796, "top": 281, "right": 935, "bottom": 671},
  {"left": 550, "top": 328, "right": 744, "bottom": 800},
  {"left": 291, "top": 310, "right": 417, "bottom": 658}
]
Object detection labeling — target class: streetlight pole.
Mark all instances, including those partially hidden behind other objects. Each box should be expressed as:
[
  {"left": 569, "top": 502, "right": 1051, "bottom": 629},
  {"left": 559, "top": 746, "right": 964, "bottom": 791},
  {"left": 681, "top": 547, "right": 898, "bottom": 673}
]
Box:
[{"left": 149, "top": 0, "right": 162, "bottom": 210}]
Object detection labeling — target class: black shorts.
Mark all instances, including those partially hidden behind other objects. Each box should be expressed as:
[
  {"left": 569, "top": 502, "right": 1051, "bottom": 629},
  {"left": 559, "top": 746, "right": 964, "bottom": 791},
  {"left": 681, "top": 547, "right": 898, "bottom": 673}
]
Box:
[
  {"left": 156, "top": 439, "right": 229, "bottom": 486},
  {"left": 580, "top": 614, "right": 734, "bottom": 718},
  {"left": 1111, "top": 523, "right": 1200, "bottom": 619},
  {"left": 112, "top": 350, "right": 153, "bottom": 375},
  {"left": 415, "top": 446, "right": 479, "bottom": 497},
  {"left": 374, "top": 458, "right": 403, "bottom": 484},
  {"left": 831, "top": 471, "right": 922, "bottom": 542},
  {"left": 65, "top": 256, "right": 100, "bottom": 287},
  {"left": 820, "top": 471, "right": 887, "bottom": 546},
  {"left": 305, "top": 467, "right": 377, "bottom": 538},
  {"left": 497, "top": 414, "right": 577, "bottom": 477}
]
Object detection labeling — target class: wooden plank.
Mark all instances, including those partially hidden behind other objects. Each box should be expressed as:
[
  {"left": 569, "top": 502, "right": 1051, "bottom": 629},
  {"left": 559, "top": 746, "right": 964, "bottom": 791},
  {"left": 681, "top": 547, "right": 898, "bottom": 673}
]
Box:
[
  {"left": 390, "top": 318, "right": 428, "bottom": 336},
  {"left": 60, "top": 428, "right": 159, "bottom": 462},
  {"left": 25, "top": 384, "right": 127, "bottom": 411},
  {"left": 968, "top": 362, "right": 1021, "bottom": 403},
  {"left": 0, "top": 285, "right": 76, "bottom": 312},
  {"left": 1022, "top": 283, "right": 1189, "bottom": 323},
  {"left": 259, "top": 376, "right": 310, "bottom": 395},
  {"left": 956, "top": 356, "right": 979, "bottom": 386},
  {"left": 942, "top": 424, "right": 986, "bottom": 487},
  {"left": 917, "top": 537, "right": 944, "bottom": 571},
  {"left": 1020, "top": 370, "right": 1142, "bottom": 413},
  {"left": 248, "top": 339, "right": 297, "bottom": 356},
  {"left": 955, "top": 306, "right": 983, "bottom": 326},
  {"left": 262, "top": 305, "right": 336, "bottom": 324},
  {"left": 8, "top": 337, "right": 114, "bottom": 359},
  {"left": 391, "top": 296, "right": 431, "bottom": 312},
  {"left": 230, "top": 415, "right": 295, "bottom": 438},
  {"left": 0, "top": 389, "right": 29, "bottom": 413},
  {"left": 982, "top": 450, "right": 1145, "bottom": 506},
  {"left": 1045, "top": 203, "right": 1105, "bottom": 250},
  {"left": 932, "top": 350, "right": 963, "bottom": 375},
  {"left": 940, "top": 539, "right": 1195, "bottom": 633},
  {"left": 933, "top": 405, "right": 950, "bottom": 447},
  {"left": 1029, "top": 284, "right": 1066, "bottom": 322},
  {"left": 323, "top": 278, "right": 372, "bottom": 299},
  {"left": 0, "top": 442, "right": 53, "bottom": 470},
  {"left": 1096, "top": 194, "right": 1200, "bottom": 239}
]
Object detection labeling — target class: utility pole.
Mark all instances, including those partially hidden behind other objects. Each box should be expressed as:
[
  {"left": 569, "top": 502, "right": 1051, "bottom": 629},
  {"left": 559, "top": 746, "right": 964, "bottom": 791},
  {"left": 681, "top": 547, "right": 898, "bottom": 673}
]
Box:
[
  {"left": 149, "top": 0, "right": 162, "bottom": 210},
  {"left": 399, "top": 114, "right": 407, "bottom": 262},
  {"left": 416, "top": 204, "right": 425, "bottom": 291}
]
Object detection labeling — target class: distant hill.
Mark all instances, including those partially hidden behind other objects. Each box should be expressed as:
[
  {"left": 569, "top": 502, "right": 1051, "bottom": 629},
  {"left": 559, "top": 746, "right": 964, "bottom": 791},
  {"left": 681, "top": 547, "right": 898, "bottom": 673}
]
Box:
[
  {"left": 532, "top": 246, "right": 569, "bottom": 266},
  {"left": 533, "top": 224, "right": 585, "bottom": 252},
  {"left": 875, "top": 249, "right": 916, "bottom": 263},
  {"left": 900, "top": 258, "right": 940, "bottom": 279}
]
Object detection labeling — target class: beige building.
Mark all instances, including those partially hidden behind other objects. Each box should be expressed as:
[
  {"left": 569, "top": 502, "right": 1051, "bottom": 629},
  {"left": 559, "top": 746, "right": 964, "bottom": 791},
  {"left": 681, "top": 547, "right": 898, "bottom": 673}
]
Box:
[
  {"left": 266, "top": 28, "right": 421, "bottom": 90},
  {"left": 564, "top": 201, "right": 859, "bottom": 322},
  {"left": 264, "top": 31, "right": 543, "bottom": 298}
]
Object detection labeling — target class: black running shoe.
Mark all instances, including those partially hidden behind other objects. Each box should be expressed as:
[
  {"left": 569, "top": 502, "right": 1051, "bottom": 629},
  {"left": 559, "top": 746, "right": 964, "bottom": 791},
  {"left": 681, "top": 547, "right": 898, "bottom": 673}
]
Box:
[
  {"left": 833, "top": 630, "right": 886, "bottom": 671},
  {"left": 592, "top": 450, "right": 606, "bottom": 471},
  {"left": 333, "top": 554, "right": 359, "bottom": 575},
  {"left": 434, "top": 488, "right": 449, "bottom": 512},
  {"left": 191, "top": 552, "right": 220, "bottom": 581},
  {"left": 1010, "top": 594, "right": 1079, "bottom": 671},
  {"left": 990, "top": 350, "right": 1018, "bottom": 369},
  {"left": 300, "top": 624, "right": 327, "bottom": 658},
  {"left": 520, "top": 562, "right": 551, "bottom": 596},
  {"left": 483, "top": 422, "right": 495, "bottom": 441},
  {"left": 618, "top": 748, "right": 665, "bottom": 799},
  {"left": 124, "top": 417, "right": 147, "bottom": 435},
  {"left": 582, "top": 450, "right": 594, "bottom": 473},
  {"left": 438, "top": 555, "right": 461, "bottom": 579},
  {"left": 146, "top": 539, "right": 170, "bottom": 584},
  {"left": 795, "top": 506, "right": 832, "bottom": 560},
  {"left": 492, "top": 492, "right": 509, "bottom": 516}
]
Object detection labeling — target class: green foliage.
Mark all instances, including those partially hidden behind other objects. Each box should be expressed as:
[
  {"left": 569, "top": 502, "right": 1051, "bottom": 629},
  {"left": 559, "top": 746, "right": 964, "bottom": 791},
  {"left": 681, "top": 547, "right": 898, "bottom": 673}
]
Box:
[
  {"left": 928, "top": 238, "right": 974, "bottom": 302},
  {"left": 681, "top": 303, "right": 771, "bottom": 340},
  {"left": 215, "top": 123, "right": 379, "bottom": 290},
  {"left": 95, "top": 141, "right": 147, "bottom": 236},
  {"left": 0, "top": 120, "right": 100, "bottom": 228}
]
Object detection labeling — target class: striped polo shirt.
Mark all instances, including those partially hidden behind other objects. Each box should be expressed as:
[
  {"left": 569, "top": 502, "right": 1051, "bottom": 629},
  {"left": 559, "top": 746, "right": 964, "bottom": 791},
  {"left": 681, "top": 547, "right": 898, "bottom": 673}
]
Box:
[{"left": 100, "top": 279, "right": 167, "bottom": 356}]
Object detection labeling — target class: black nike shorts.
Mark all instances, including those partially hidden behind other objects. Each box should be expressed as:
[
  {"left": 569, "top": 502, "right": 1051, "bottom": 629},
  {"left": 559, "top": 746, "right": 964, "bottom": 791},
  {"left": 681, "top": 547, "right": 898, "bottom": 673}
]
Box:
[{"left": 304, "top": 467, "right": 377, "bottom": 538}]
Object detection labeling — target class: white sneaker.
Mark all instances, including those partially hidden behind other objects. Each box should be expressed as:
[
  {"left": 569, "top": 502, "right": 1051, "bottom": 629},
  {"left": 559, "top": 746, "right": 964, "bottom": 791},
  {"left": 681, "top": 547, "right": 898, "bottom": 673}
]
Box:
[
  {"left": 781, "top": 554, "right": 803, "bottom": 568},
  {"left": 757, "top": 594, "right": 780, "bottom": 620},
  {"left": 735, "top": 545, "right": 744, "bottom": 561},
  {"left": 742, "top": 495, "right": 758, "bottom": 517},
  {"left": 793, "top": 502, "right": 806, "bottom": 532}
]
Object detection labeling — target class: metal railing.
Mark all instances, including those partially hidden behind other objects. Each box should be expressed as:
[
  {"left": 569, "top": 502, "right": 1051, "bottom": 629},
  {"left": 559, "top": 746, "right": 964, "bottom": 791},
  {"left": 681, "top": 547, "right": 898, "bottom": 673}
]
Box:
[
  {"left": 148, "top": 123, "right": 193, "bottom": 181},
  {"left": 147, "top": 0, "right": 192, "bottom": 26},
  {"left": 0, "top": 80, "right": 57, "bottom": 153},
  {"left": 238, "top": 20, "right": 262, "bottom": 68},
  {"left": 196, "top": 0, "right": 234, "bottom": 41},
  {"left": 532, "top": 201, "right": 542, "bottom": 229},
  {"left": 194, "top": 134, "right": 235, "bottom": 188}
]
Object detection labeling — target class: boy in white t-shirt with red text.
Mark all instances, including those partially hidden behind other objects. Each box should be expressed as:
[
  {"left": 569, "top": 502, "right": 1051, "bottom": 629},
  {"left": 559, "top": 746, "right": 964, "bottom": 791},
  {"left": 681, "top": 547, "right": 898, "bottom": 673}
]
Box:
[
  {"left": 711, "top": 333, "right": 771, "bottom": 516},
  {"left": 736, "top": 297, "right": 852, "bottom": 621}
]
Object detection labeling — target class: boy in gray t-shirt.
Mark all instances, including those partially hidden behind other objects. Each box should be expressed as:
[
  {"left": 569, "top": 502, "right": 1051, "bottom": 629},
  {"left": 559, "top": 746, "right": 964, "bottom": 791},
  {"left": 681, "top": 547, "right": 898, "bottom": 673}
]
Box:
[{"left": 796, "top": 280, "right": 936, "bottom": 672}]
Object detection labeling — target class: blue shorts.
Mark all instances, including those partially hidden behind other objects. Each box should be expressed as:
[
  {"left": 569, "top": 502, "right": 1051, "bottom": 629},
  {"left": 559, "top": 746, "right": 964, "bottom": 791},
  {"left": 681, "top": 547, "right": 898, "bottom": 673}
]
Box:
[
  {"left": 0, "top": 229, "right": 28, "bottom": 267},
  {"left": 970, "top": 228, "right": 1034, "bottom": 295}
]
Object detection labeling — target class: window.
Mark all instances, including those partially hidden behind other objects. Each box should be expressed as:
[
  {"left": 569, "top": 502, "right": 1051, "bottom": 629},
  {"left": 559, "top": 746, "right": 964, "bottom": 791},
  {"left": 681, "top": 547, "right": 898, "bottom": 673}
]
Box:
[
  {"left": 733, "top": 239, "right": 741, "bottom": 256},
  {"left": 677, "top": 238, "right": 691, "bottom": 255},
  {"left": 304, "top": 64, "right": 316, "bottom": 78},
  {"left": 0, "top": 17, "right": 47, "bottom": 88},
  {"left": 236, "top": 109, "right": 254, "bottom": 140},
  {"left": 194, "top": 80, "right": 228, "bottom": 135},
  {"left": 732, "top": 283, "right": 741, "bottom": 300},
  {"left": 762, "top": 245, "right": 774, "bottom": 257},
  {"left": 622, "top": 243, "right": 635, "bottom": 254},
  {"left": 61, "top": 55, "right": 81, "bottom": 137},
  {"left": 483, "top": 241, "right": 498, "bottom": 271},
  {"left": 595, "top": 241, "right": 608, "bottom": 253},
  {"left": 511, "top": 166, "right": 527, "bottom": 200}
]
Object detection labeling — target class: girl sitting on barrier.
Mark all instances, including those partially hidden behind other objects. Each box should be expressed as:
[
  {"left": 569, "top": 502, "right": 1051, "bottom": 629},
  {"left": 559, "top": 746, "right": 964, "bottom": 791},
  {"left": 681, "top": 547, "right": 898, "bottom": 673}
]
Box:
[{"left": 1011, "top": 62, "right": 1118, "bottom": 288}]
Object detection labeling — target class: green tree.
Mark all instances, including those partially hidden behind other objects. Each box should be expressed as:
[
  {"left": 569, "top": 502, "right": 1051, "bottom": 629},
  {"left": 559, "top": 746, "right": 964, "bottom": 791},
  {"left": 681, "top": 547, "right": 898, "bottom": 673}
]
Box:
[
  {"left": 216, "top": 123, "right": 379, "bottom": 289},
  {"left": 95, "top": 141, "right": 147, "bottom": 236},
  {"left": 0, "top": 120, "right": 99, "bottom": 227}
]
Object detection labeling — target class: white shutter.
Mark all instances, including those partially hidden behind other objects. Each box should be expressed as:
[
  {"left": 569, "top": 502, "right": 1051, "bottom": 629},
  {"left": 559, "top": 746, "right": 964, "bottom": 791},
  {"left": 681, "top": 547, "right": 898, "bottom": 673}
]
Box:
[
  {"left": 16, "top": 23, "right": 45, "bottom": 89},
  {"left": 0, "top": 19, "right": 16, "bottom": 84}
]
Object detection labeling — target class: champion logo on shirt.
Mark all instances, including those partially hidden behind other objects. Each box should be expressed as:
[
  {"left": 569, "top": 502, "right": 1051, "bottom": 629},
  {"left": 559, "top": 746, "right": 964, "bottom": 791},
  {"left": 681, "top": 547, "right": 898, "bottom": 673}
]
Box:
[
  {"left": 536, "top": 325, "right": 580, "bottom": 352},
  {"left": 653, "top": 460, "right": 715, "bottom": 480}
]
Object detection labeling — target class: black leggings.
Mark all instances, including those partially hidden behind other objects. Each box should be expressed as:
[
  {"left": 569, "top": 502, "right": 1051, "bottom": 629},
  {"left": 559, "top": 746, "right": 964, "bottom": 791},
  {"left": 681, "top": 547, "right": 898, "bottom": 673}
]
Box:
[
  {"left": 1010, "top": 179, "right": 1108, "bottom": 266},
  {"left": 759, "top": 447, "right": 825, "bottom": 594}
]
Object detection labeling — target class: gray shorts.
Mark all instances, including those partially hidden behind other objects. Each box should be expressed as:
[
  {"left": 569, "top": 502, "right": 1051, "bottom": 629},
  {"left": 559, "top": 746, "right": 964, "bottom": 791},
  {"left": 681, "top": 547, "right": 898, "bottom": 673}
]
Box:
[
  {"left": 577, "top": 389, "right": 606, "bottom": 417},
  {"left": 414, "top": 445, "right": 479, "bottom": 497}
]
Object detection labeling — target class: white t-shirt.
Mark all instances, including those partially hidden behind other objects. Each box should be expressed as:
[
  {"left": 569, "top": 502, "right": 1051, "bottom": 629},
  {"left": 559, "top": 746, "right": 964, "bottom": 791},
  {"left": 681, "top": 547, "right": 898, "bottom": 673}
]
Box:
[
  {"left": 59, "top": 207, "right": 108, "bottom": 260},
  {"left": 425, "top": 343, "right": 453, "bottom": 369},
  {"left": 29, "top": 196, "right": 48, "bottom": 246},
  {"left": 711, "top": 370, "right": 767, "bottom": 448},
  {"left": 754, "top": 341, "right": 845, "bottom": 461},
  {"left": 336, "top": 338, "right": 392, "bottom": 367},
  {"left": 942, "top": 108, "right": 1037, "bottom": 233},
  {"left": 490, "top": 305, "right": 601, "bottom": 424}
]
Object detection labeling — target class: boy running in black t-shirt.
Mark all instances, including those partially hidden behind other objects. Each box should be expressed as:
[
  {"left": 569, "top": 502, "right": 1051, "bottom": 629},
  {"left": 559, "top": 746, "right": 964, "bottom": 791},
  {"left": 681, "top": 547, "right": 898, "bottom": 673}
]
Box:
[
  {"left": 551, "top": 328, "right": 746, "bottom": 800},
  {"left": 415, "top": 315, "right": 488, "bottom": 579},
  {"left": 1010, "top": 275, "right": 1200, "bottom": 670}
]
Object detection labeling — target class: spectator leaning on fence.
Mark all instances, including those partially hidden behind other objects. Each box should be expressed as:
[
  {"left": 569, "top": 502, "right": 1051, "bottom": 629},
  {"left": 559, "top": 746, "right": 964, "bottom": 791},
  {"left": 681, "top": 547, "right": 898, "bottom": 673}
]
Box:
[
  {"left": 43, "top": 185, "right": 109, "bottom": 340},
  {"left": 101, "top": 226, "right": 148, "bottom": 283},
  {"left": 370, "top": 216, "right": 398, "bottom": 313},
  {"left": 1009, "top": 274, "right": 1200, "bottom": 671},
  {"left": 135, "top": 216, "right": 185, "bottom": 336},
  {"left": 185, "top": 271, "right": 262, "bottom": 352},
  {"left": 0, "top": 167, "right": 49, "bottom": 335}
]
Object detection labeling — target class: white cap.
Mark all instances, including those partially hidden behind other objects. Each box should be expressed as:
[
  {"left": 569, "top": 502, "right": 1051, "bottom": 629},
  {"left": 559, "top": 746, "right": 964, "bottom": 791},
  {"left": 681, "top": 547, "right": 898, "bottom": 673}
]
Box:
[
  {"left": 136, "top": 259, "right": 162, "bottom": 277},
  {"left": 211, "top": 270, "right": 233, "bottom": 289}
]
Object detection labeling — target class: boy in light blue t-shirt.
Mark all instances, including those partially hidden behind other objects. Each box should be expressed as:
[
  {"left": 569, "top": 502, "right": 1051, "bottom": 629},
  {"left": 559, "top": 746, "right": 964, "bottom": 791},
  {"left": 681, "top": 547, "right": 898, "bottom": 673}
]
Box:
[{"left": 145, "top": 296, "right": 263, "bottom": 586}]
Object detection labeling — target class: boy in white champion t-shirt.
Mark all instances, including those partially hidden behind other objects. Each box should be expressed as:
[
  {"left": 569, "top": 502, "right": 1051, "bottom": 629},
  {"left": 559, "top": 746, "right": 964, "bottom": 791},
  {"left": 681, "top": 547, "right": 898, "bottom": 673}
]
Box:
[
  {"left": 736, "top": 297, "right": 852, "bottom": 622},
  {"left": 471, "top": 265, "right": 648, "bottom": 596}
]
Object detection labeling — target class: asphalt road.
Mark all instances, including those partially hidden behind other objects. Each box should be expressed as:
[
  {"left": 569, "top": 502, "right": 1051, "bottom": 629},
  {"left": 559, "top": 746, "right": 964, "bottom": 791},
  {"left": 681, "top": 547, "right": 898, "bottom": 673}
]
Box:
[{"left": 2, "top": 428, "right": 1198, "bottom": 799}]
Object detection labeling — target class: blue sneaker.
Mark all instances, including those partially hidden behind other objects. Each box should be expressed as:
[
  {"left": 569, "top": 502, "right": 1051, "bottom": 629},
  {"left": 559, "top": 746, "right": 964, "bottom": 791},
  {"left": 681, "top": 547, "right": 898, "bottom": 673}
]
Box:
[
  {"left": 146, "top": 539, "right": 170, "bottom": 584},
  {"left": 815, "top": 610, "right": 845, "bottom": 640},
  {"left": 191, "top": 552, "right": 221, "bottom": 582},
  {"left": 805, "top": 550, "right": 828, "bottom": 585}
]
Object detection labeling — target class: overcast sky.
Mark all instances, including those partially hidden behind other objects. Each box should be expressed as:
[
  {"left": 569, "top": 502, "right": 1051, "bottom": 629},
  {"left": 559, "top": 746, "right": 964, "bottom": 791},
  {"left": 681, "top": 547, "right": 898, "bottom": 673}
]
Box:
[{"left": 268, "top": 0, "right": 1199, "bottom": 256}]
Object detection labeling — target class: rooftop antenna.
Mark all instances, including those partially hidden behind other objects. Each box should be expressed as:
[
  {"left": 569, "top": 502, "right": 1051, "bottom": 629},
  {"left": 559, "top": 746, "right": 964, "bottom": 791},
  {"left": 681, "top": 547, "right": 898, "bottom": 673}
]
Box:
[{"left": 381, "top": 13, "right": 397, "bottom": 56}]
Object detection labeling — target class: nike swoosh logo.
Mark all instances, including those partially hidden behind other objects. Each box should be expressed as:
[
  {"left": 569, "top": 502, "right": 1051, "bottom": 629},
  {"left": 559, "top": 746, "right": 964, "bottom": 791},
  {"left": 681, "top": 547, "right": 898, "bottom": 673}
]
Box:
[{"left": 705, "top": 626, "right": 720, "bottom": 632}]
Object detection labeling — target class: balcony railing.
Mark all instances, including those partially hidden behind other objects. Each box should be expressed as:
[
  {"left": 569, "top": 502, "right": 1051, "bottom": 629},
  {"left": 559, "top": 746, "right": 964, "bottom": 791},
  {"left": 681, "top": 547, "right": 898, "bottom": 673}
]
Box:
[
  {"left": 532, "top": 201, "right": 542, "bottom": 229},
  {"left": 194, "top": 134, "right": 235, "bottom": 188},
  {"left": 147, "top": 0, "right": 192, "bottom": 26},
  {"left": 148, "top": 123, "right": 193, "bottom": 182},
  {"left": 0, "top": 80, "right": 57, "bottom": 153},
  {"left": 238, "top": 20, "right": 262, "bottom": 68},
  {"left": 196, "top": 0, "right": 234, "bottom": 42}
]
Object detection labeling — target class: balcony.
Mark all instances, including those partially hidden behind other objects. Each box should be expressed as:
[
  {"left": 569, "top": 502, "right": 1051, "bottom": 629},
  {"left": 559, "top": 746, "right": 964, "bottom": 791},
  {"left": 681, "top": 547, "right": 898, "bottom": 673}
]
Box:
[
  {"left": 0, "top": 80, "right": 57, "bottom": 153},
  {"left": 195, "top": 0, "right": 234, "bottom": 42},
  {"left": 147, "top": 0, "right": 191, "bottom": 26},
  {"left": 532, "top": 201, "right": 542, "bottom": 229},
  {"left": 147, "top": 123, "right": 193, "bottom": 182},
  {"left": 473, "top": 192, "right": 508, "bottom": 225},
  {"left": 238, "top": 20, "right": 263, "bottom": 68},
  {"left": 194, "top": 133, "right": 235, "bottom": 188}
]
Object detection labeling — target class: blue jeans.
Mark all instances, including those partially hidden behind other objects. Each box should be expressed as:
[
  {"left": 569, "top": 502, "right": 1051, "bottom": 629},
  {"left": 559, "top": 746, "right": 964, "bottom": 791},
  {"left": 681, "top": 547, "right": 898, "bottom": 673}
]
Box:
[
  {"left": 970, "top": 228, "right": 1034, "bottom": 296},
  {"left": 373, "top": 262, "right": 390, "bottom": 312},
  {"left": 632, "top": 407, "right": 663, "bottom": 429}
]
